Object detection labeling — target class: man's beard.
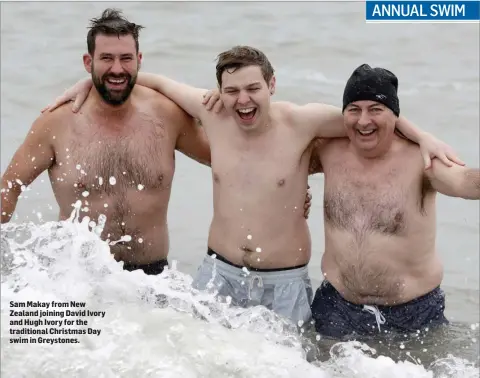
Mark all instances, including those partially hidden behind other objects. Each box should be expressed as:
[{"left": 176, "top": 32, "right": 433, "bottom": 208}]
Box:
[{"left": 92, "top": 70, "right": 137, "bottom": 106}]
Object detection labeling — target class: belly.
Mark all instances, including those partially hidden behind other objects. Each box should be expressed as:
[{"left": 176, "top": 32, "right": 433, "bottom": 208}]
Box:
[
  {"left": 322, "top": 227, "right": 443, "bottom": 305},
  {"left": 55, "top": 185, "right": 172, "bottom": 265},
  {"left": 208, "top": 194, "right": 311, "bottom": 269}
]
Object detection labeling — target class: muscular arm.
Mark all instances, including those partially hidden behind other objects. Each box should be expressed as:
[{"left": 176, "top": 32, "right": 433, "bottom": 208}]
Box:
[
  {"left": 425, "top": 159, "right": 480, "bottom": 200},
  {"left": 1, "top": 114, "right": 56, "bottom": 223},
  {"left": 136, "top": 73, "right": 208, "bottom": 121}
]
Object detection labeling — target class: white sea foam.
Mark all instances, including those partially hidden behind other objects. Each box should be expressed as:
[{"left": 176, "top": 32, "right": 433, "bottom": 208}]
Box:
[{"left": 0, "top": 211, "right": 477, "bottom": 377}]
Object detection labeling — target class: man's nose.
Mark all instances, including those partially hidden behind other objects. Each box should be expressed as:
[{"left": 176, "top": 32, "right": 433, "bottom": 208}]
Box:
[
  {"left": 358, "top": 111, "right": 371, "bottom": 126},
  {"left": 238, "top": 90, "right": 250, "bottom": 104},
  {"left": 110, "top": 59, "right": 124, "bottom": 74}
]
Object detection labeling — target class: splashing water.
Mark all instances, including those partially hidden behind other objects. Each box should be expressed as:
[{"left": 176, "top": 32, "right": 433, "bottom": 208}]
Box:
[{"left": 1, "top": 209, "right": 477, "bottom": 377}]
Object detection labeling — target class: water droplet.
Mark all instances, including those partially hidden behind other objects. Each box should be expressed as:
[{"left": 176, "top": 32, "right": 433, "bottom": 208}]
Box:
[
  {"left": 256, "top": 247, "right": 262, "bottom": 252},
  {"left": 20, "top": 185, "right": 26, "bottom": 192},
  {"left": 98, "top": 177, "right": 103, "bottom": 185},
  {"left": 31, "top": 157, "right": 36, "bottom": 162},
  {"left": 247, "top": 234, "right": 252, "bottom": 240},
  {"left": 104, "top": 203, "right": 108, "bottom": 208},
  {"left": 76, "top": 164, "right": 81, "bottom": 170},
  {"left": 316, "top": 334, "right": 321, "bottom": 341},
  {"left": 109, "top": 176, "right": 116, "bottom": 185},
  {"left": 399, "top": 343, "right": 405, "bottom": 349},
  {"left": 138, "top": 238, "right": 143, "bottom": 243},
  {"left": 137, "top": 184, "right": 144, "bottom": 190},
  {"left": 82, "top": 191, "right": 89, "bottom": 197},
  {"left": 242, "top": 267, "right": 250, "bottom": 275}
]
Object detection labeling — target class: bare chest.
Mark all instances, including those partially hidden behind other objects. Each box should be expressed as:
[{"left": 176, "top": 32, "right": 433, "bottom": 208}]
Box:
[
  {"left": 51, "top": 115, "right": 176, "bottom": 195},
  {"left": 210, "top": 133, "right": 310, "bottom": 192},
  {"left": 322, "top": 153, "right": 421, "bottom": 236}
]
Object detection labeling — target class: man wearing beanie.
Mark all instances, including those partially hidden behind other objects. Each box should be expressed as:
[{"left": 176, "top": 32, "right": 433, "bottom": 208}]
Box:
[
  {"left": 309, "top": 64, "right": 480, "bottom": 339},
  {"left": 39, "top": 45, "right": 467, "bottom": 326}
]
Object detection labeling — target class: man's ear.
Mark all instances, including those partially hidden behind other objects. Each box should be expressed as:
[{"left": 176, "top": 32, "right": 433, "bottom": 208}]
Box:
[
  {"left": 137, "top": 52, "right": 143, "bottom": 70},
  {"left": 83, "top": 53, "right": 92, "bottom": 74},
  {"left": 269, "top": 76, "right": 276, "bottom": 96}
]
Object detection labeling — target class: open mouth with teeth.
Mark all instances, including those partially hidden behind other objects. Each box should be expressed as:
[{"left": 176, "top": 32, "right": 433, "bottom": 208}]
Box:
[
  {"left": 236, "top": 107, "right": 257, "bottom": 121},
  {"left": 105, "top": 76, "right": 128, "bottom": 89},
  {"left": 356, "top": 129, "right": 376, "bottom": 137}
]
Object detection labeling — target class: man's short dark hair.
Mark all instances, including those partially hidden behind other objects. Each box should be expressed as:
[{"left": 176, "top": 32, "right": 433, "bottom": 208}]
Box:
[
  {"left": 215, "top": 46, "right": 275, "bottom": 88},
  {"left": 86, "top": 8, "right": 144, "bottom": 55}
]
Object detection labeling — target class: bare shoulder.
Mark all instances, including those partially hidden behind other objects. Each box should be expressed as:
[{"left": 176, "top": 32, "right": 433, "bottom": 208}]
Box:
[
  {"left": 134, "top": 85, "right": 193, "bottom": 128},
  {"left": 392, "top": 134, "right": 423, "bottom": 161},
  {"left": 30, "top": 102, "right": 74, "bottom": 138},
  {"left": 271, "top": 101, "right": 307, "bottom": 133},
  {"left": 135, "top": 85, "right": 183, "bottom": 114},
  {"left": 390, "top": 135, "right": 428, "bottom": 183},
  {"left": 271, "top": 101, "right": 299, "bottom": 120}
]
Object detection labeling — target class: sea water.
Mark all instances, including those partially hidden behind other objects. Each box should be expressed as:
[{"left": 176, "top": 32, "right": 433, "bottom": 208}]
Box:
[{"left": 1, "top": 208, "right": 477, "bottom": 378}]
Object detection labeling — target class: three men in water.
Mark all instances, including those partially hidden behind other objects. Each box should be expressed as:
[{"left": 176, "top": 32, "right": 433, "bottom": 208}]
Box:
[
  {"left": 44, "top": 41, "right": 464, "bottom": 325},
  {"left": 3, "top": 8, "right": 474, "bottom": 332}
]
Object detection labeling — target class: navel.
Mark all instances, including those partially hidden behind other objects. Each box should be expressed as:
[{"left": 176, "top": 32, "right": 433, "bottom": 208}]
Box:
[
  {"left": 394, "top": 212, "right": 404, "bottom": 224},
  {"left": 277, "top": 179, "right": 285, "bottom": 187}
]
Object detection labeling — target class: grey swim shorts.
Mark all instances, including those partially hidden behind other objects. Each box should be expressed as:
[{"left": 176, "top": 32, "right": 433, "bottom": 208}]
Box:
[{"left": 192, "top": 248, "right": 313, "bottom": 325}]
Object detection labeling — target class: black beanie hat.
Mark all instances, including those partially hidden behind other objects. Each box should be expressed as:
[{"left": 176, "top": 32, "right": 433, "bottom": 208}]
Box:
[{"left": 342, "top": 64, "right": 400, "bottom": 116}]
